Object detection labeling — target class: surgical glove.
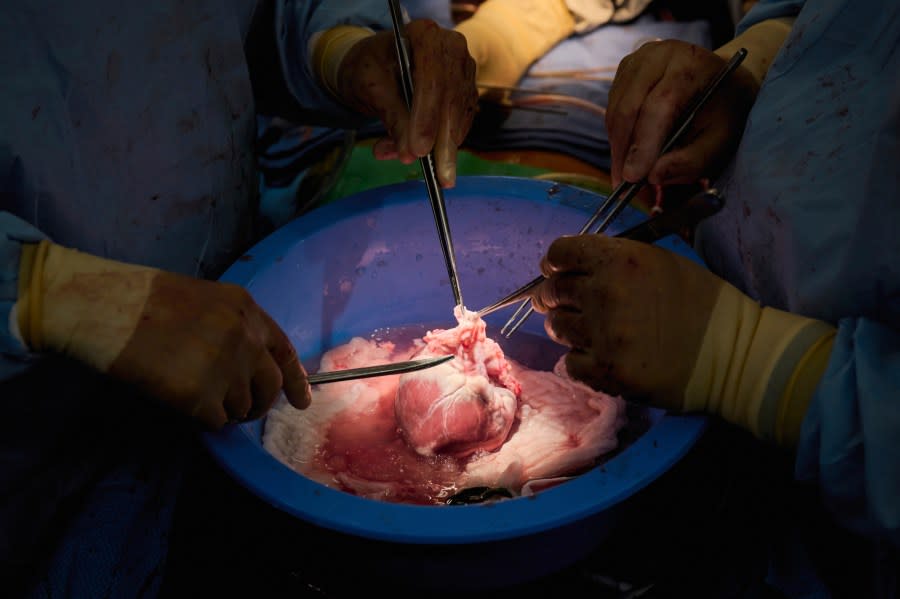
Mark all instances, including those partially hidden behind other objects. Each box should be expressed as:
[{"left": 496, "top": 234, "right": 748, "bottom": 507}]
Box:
[
  {"left": 606, "top": 40, "right": 760, "bottom": 188},
  {"left": 313, "top": 21, "right": 477, "bottom": 187},
  {"left": 606, "top": 15, "right": 794, "bottom": 188},
  {"left": 532, "top": 235, "right": 836, "bottom": 448},
  {"left": 15, "top": 241, "right": 311, "bottom": 429},
  {"left": 454, "top": 0, "right": 575, "bottom": 91}
]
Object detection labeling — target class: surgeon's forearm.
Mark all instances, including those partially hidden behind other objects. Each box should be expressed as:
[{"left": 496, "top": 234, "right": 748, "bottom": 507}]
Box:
[
  {"left": 715, "top": 17, "right": 795, "bottom": 88},
  {"left": 310, "top": 25, "right": 374, "bottom": 102},
  {"left": 16, "top": 241, "right": 159, "bottom": 371},
  {"left": 684, "top": 281, "right": 836, "bottom": 449},
  {"left": 454, "top": 0, "right": 575, "bottom": 90}
]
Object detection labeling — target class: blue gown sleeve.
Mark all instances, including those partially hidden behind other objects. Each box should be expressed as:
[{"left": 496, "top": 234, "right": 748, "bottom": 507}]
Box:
[
  {"left": 796, "top": 318, "right": 900, "bottom": 547},
  {"left": 274, "top": 0, "right": 396, "bottom": 126},
  {"left": 0, "top": 211, "right": 47, "bottom": 381},
  {"left": 727, "top": 0, "right": 900, "bottom": 549}
]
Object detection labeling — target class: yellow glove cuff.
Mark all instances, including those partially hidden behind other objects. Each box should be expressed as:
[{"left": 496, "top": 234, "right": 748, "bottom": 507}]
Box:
[
  {"left": 774, "top": 329, "right": 834, "bottom": 447},
  {"left": 311, "top": 25, "right": 375, "bottom": 100},
  {"left": 715, "top": 17, "right": 795, "bottom": 88},
  {"left": 685, "top": 282, "right": 836, "bottom": 448},
  {"left": 455, "top": 0, "right": 575, "bottom": 89},
  {"left": 16, "top": 239, "right": 51, "bottom": 350},
  {"left": 15, "top": 242, "right": 158, "bottom": 371}
]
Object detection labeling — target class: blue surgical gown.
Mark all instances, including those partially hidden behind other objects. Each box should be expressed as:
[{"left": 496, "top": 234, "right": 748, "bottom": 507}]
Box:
[
  {"left": 693, "top": 0, "right": 900, "bottom": 586},
  {"left": 0, "top": 1, "right": 391, "bottom": 596}
]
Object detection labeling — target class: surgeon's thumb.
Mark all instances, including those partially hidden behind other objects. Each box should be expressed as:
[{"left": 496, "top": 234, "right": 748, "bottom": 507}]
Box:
[
  {"left": 280, "top": 352, "right": 311, "bottom": 410},
  {"left": 434, "top": 116, "right": 458, "bottom": 187}
]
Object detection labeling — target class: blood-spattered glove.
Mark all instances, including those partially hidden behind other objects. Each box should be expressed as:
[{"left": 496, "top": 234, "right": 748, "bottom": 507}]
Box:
[
  {"left": 531, "top": 235, "right": 835, "bottom": 448},
  {"left": 312, "top": 21, "right": 477, "bottom": 188},
  {"left": 606, "top": 17, "right": 794, "bottom": 188},
  {"left": 454, "top": 0, "right": 575, "bottom": 91},
  {"left": 15, "top": 240, "right": 311, "bottom": 429}
]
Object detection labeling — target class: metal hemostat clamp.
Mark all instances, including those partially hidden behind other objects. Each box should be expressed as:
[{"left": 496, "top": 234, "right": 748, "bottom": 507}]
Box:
[
  {"left": 387, "top": 0, "right": 465, "bottom": 309},
  {"left": 307, "top": 354, "right": 454, "bottom": 385}
]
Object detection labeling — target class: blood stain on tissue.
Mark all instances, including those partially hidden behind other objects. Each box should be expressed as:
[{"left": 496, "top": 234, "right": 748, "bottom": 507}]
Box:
[{"left": 263, "top": 308, "right": 627, "bottom": 505}]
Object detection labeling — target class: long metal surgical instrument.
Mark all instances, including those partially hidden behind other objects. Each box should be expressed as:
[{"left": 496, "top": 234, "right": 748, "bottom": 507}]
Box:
[
  {"left": 307, "top": 354, "right": 454, "bottom": 385},
  {"left": 487, "top": 47, "right": 747, "bottom": 337},
  {"left": 387, "top": 0, "right": 465, "bottom": 309},
  {"left": 476, "top": 188, "right": 725, "bottom": 319}
]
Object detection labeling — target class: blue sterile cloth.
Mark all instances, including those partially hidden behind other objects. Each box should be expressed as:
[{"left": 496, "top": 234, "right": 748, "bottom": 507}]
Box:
[
  {"left": 463, "top": 14, "right": 712, "bottom": 170},
  {"left": 403, "top": 0, "right": 455, "bottom": 28},
  {"left": 256, "top": 119, "right": 356, "bottom": 226}
]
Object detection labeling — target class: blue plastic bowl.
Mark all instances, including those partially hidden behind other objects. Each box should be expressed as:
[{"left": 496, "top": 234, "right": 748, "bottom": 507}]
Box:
[{"left": 203, "top": 176, "right": 707, "bottom": 589}]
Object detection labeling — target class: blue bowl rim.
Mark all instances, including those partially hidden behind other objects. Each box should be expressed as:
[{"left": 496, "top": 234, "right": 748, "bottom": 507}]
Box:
[{"left": 203, "top": 175, "right": 707, "bottom": 545}]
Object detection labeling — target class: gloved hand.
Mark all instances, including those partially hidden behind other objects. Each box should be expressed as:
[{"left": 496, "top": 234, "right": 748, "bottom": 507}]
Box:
[
  {"left": 531, "top": 235, "right": 836, "bottom": 448},
  {"left": 606, "top": 17, "right": 795, "bottom": 187},
  {"left": 454, "top": 0, "right": 575, "bottom": 91},
  {"left": 312, "top": 20, "right": 478, "bottom": 188},
  {"left": 15, "top": 241, "right": 311, "bottom": 429}
]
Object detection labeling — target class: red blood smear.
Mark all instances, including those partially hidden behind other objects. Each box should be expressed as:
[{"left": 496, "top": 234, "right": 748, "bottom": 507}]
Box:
[{"left": 314, "top": 382, "right": 466, "bottom": 505}]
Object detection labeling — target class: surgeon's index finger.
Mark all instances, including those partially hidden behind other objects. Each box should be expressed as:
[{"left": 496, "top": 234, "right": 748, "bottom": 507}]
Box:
[
  {"left": 261, "top": 310, "right": 311, "bottom": 410},
  {"left": 624, "top": 60, "right": 706, "bottom": 183},
  {"left": 544, "top": 235, "right": 618, "bottom": 275},
  {"left": 407, "top": 20, "right": 442, "bottom": 157},
  {"left": 607, "top": 52, "right": 665, "bottom": 184},
  {"left": 534, "top": 273, "right": 584, "bottom": 312}
]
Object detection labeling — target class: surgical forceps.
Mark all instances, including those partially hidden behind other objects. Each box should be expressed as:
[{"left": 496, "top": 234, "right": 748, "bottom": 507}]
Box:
[
  {"left": 307, "top": 354, "right": 454, "bottom": 385},
  {"left": 487, "top": 47, "right": 747, "bottom": 338},
  {"left": 476, "top": 187, "right": 726, "bottom": 319},
  {"left": 387, "top": 0, "right": 465, "bottom": 309}
]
